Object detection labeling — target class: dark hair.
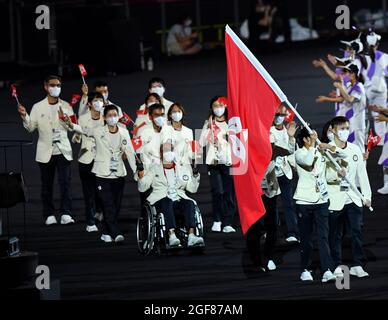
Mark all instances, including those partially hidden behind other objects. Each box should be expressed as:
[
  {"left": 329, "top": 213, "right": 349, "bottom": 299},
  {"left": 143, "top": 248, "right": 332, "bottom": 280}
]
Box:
[
  {"left": 208, "top": 96, "right": 228, "bottom": 119},
  {"left": 148, "top": 77, "right": 166, "bottom": 89},
  {"left": 320, "top": 120, "right": 332, "bottom": 143},
  {"left": 331, "top": 116, "right": 349, "bottom": 128},
  {"left": 296, "top": 126, "right": 313, "bottom": 148},
  {"left": 103, "top": 104, "right": 119, "bottom": 117},
  {"left": 145, "top": 93, "right": 162, "bottom": 105},
  {"left": 148, "top": 103, "right": 165, "bottom": 116},
  {"left": 87, "top": 92, "right": 104, "bottom": 103},
  {"left": 94, "top": 80, "right": 108, "bottom": 89},
  {"left": 44, "top": 75, "right": 61, "bottom": 84},
  {"left": 167, "top": 103, "right": 187, "bottom": 125}
]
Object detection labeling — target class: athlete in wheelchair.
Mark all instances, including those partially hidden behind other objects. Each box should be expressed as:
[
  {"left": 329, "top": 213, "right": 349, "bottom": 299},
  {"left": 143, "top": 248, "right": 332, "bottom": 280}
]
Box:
[{"left": 137, "top": 142, "right": 205, "bottom": 254}]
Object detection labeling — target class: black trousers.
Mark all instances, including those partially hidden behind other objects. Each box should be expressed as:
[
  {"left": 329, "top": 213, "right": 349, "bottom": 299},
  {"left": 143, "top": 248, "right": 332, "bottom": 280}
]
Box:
[
  {"left": 79, "top": 161, "right": 102, "bottom": 226},
  {"left": 96, "top": 177, "right": 125, "bottom": 238},
  {"left": 38, "top": 154, "right": 72, "bottom": 218},
  {"left": 246, "top": 195, "right": 278, "bottom": 267},
  {"left": 154, "top": 197, "right": 196, "bottom": 231}
]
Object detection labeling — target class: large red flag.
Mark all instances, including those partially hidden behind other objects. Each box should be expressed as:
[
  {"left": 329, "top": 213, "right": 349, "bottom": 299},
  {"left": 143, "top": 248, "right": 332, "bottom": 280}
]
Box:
[{"left": 225, "top": 25, "right": 286, "bottom": 234}]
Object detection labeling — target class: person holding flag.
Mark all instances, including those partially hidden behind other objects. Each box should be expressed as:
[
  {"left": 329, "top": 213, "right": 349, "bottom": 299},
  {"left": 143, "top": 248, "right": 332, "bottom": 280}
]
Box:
[
  {"left": 17, "top": 75, "right": 82, "bottom": 226},
  {"left": 199, "top": 96, "right": 237, "bottom": 234},
  {"left": 133, "top": 93, "right": 162, "bottom": 137}
]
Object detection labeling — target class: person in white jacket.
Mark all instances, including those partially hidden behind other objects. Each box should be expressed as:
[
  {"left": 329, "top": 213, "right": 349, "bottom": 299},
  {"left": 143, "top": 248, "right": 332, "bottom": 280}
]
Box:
[
  {"left": 133, "top": 93, "right": 162, "bottom": 135},
  {"left": 326, "top": 116, "right": 372, "bottom": 278},
  {"left": 90, "top": 105, "right": 138, "bottom": 243},
  {"left": 138, "top": 142, "right": 204, "bottom": 248},
  {"left": 72, "top": 92, "right": 105, "bottom": 232},
  {"left": 294, "top": 127, "right": 337, "bottom": 283},
  {"left": 17, "top": 75, "right": 82, "bottom": 226}
]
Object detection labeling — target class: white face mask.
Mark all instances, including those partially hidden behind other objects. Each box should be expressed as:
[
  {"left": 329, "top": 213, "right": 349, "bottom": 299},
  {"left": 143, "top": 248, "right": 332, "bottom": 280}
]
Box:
[
  {"left": 337, "top": 129, "right": 350, "bottom": 142},
  {"left": 274, "top": 115, "right": 285, "bottom": 125},
  {"left": 327, "top": 132, "right": 335, "bottom": 142},
  {"left": 185, "top": 19, "right": 192, "bottom": 27},
  {"left": 171, "top": 111, "right": 183, "bottom": 122},
  {"left": 150, "top": 86, "right": 165, "bottom": 98},
  {"left": 154, "top": 116, "right": 165, "bottom": 127},
  {"left": 213, "top": 107, "right": 225, "bottom": 117},
  {"left": 48, "top": 86, "right": 61, "bottom": 98},
  {"left": 106, "top": 116, "right": 119, "bottom": 126},
  {"left": 163, "top": 151, "right": 175, "bottom": 163},
  {"left": 102, "top": 92, "right": 109, "bottom": 101},
  {"left": 92, "top": 100, "right": 104, "bottom": 112}
]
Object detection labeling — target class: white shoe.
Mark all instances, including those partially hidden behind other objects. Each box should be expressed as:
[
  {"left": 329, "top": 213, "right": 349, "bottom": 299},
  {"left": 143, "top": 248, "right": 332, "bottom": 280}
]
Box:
[
  {"left": 222, "top": 226, "right": 236, "bottom": 233},
  {"left": 350, "top": 266, "right": 369, "bottom": 278},
  {"left": 45, "top": 215, "right": 57, "bottom": 226},
  {"left": 114, "top": 235, "right": 125, "bottom": 243},
  {"left": 285, "top": 236, "right": 298, "bottom": 243},
  {"left": 169, "top": 234, "right": 181, "bottom": 247},
  {"left": 94, "top": 212, "right": 104, "bottom": 222},
  {"left": 188, "top": 234, "right": 204, "bottom": 247},
  {"left": 300, "top": 270, "right": 313, "bottom": 282},
  {"left": 334, "top": 266, "right": 344, "bottom": 278},
  {"left": 322, "top": 270, "right": 337, "bottom": 283},
  {"left": 60, "top": 214, "right": 75, "bottom": 225},
  {"left": 377, "top": 184, "right": 388, "bottom": 195},
  {"left": 86, "top": 225, "right": 98, "bottom": 232},
  {"left": 101, "top": 234, "right": 113, "bottom": 243},
  {"left": 267, "top": 260, "right": 277, "bottom": 271},
  {"left": 211, "top": 221, "right": 222, "bottom": 232}
]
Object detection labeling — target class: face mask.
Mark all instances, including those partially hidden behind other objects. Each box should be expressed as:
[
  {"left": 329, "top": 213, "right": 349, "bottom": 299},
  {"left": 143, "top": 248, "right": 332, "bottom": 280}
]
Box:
[
  {"left": 150, "top": 86, "right": 165, "bottom": 98},
  {"left": 48, "top": 86, "right": 61, "bottom": 98},
  {"left": 163, "top": 151, "right": 175, "bottom": 163},
  {"left": 93, "top": 100, "right": 104, "bottom": 112},
  {"left": 154, "top": 116, "right": 165, "bottom": 127},
  {"left": 102, "top": 92, "right": 109, "bottom": 101},
  {"left": 337, "top": 129, "right": 350, "bottom": 142},
  {"left": 327, "top": 132, "right": 335, "bottom": 142},
  {"left": 106, "top": 116, "right": 119, "bottom": 126},
  {"left": 213, "top": 107, "right": 225, "bottom": 117},
  {"left": 185, "top": 19, "right": 192, "bottom": 27},
  {"left": 171, "top": 111, "right": 183, "bottom": 122},
  {"left": 274, "top": 115, "right": 285, "bottom": 125}
]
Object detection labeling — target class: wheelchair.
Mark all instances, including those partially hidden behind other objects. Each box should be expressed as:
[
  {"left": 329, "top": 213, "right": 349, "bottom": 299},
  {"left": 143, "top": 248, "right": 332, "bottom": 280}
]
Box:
[{"left": 136, "top": 201, "right": 205, "bottom": 255}]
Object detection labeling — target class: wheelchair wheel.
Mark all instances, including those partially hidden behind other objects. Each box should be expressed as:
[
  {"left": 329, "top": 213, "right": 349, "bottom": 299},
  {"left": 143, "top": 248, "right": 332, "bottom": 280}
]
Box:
[
  {"left": 194, "top": 205, "right": 204, "bottom": 238},
  {"left": 137, "top": 202, "right": 157, "bottom": 255}
]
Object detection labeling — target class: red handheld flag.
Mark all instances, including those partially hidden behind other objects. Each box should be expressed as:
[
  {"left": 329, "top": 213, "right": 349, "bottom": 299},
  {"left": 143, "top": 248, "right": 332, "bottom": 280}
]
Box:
[
  {"left": 70, "top": 114, "right": 78, "bottom": 125},
  {"left": 131, "top": 137, "right": 143, "bottom": 151},
  {"left": 367, "top": 130, "right": 381, "bottom": 151},
  {"left": 284, "top": 108, "right": 295, "bottom": 123},
  {"left": 119, "top": 112, "right": 133, "bottom": 127},
  {"left": 226, "top": 25, "right": 283, "bottom": 234},
  {"left": 11, "top": 84, "right": 18, "bottom": 97},
  {"left": 189, "top": 140, "right": 200, "bottom": 153},
  {"left": 78, "top": 64, "right": 87, "bottom": 77},
  {"left": 70, "top": 94, "right": 82, "bottom": 107}
]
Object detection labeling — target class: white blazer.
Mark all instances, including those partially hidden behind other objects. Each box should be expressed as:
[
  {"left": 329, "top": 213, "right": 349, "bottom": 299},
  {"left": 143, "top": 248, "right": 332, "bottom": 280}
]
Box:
[
  {"left": 326, "top": 141, "right": 372, "bottom": 211},
  {"left": 134, "top": 97, "right": 174, "bottom": 127},
  {"left": 161, "top": 124, "right": 194, "bottom": 165},
  {"left": 22, "top": 97, "right": 82, "bottom": 163},
  {"left": 138, "top": 163, "right": 200, "bottom": 205},
  {"left": 270, "top": 126, "right": 295, "bottom": 179},
  {"left": 90, "top": 122, "right": 136, "bottom": 178}
]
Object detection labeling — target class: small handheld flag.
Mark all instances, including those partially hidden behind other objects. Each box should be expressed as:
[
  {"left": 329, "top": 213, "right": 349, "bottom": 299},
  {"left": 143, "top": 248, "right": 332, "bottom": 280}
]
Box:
[
  {"left": 119, "top": 112, "right": 134, "bottom": 127},
  {"left": 131, "top": 137, "right": 143, "bottom": 151},
  {"left": 367, "top": 130, "right": 381, "bottom": 151},
  {"left": 70, "top": 94, "right": 82, "bottom": 107},
  {"left": 10, "top": 84, "right": 20, "bottom": 106},
  {"left": 78, "top": 64, "right": 87, "bottom": 84}
]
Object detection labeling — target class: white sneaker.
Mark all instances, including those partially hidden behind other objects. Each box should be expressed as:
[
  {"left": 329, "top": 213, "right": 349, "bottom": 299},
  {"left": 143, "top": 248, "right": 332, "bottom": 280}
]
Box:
[
  {"left": 86, "top": 225, "right": 98, "bottom": 232},
  {"left": 300, "top": 270, "right": 313, "bottom": 282},
  {"left": 60, "top": 214, "right": 75, "bottom": 225},
  {"left": 169, "top": 234, "right": 181, "bottom": 247},
  {"left": 211, "top": 221, "right": 222, "bottom": 232},
  {"left": 350, "top": 266, "right": 369, "bottom": 278},
  {"left": 334, "top": 266, "right": 344, "bottom": 278},
  {"left": 101, "top": 234, "right": 113, "bottom": 243},
  {"left": 94, "top": 212, "right": 104, "bottom": 222},
  {"left": 267, "top": 260, "right": 277, "bottom": 271},
  {"left": 322, "top": 270, "right": 337, "bottom": 283},
  {"left": 377, "top": 184, "right": 388, "bottom": 195},
  {"left": 45, "top": 215, "right": 57, "bottom": 226},
  {"left": 188, "top": 234, "right": 204, "bottom": 247},
  {"left": 114, "top": 235, "right": 125, "bottom": 243},
  {"left": 285, "top": 236, "right": 298, "bottom": 243},
  {"left": 222, "top": 226, "right": 236, "bottom": 233}
]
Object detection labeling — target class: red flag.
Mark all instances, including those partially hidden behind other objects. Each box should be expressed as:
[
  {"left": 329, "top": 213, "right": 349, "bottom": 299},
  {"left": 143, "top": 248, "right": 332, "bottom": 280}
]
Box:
[
  {"left": 131, "top": 137, "right": 143, "bottom": 151},
  {"left": 189, "top": 140, "right": 200, "bottom": 153},
  {"left": 70, "top": 114, "right": 78, "bottom": 124},
  {"left": 70, "top": 94, "right": 82, "bottom": 107},
  {"left": 78, "top": 64, "right": 87, "bottom": 77},
  {"left": 284, "top": 108, "right": 295, "bottom": 123},
  {"left": 11, "top": 84, "right": 18, "bottom": 97},
  {"left": 225, "top": 25, "right": 284, "bottom": 234},
  {"left": 119, "top": 112, "right": 133, "bottom": 126},
  {"left": 367, "top": 130, "right": 381, "bottom": 151}
]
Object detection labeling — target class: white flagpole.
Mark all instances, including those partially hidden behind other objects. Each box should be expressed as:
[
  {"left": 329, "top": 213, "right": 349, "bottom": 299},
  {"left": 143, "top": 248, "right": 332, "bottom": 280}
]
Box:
[{"left": 225, "top": 25, "right": 373, "bottom": 212}]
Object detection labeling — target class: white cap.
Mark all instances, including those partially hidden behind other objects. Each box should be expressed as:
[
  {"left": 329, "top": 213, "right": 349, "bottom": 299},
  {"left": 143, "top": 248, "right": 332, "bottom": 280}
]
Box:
[{"left": 367, "top": 32, "right": 382, "bottom": 46}]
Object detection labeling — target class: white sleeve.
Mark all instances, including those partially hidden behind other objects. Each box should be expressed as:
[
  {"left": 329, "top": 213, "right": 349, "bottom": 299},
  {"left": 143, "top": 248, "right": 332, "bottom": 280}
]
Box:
[
  {"left": 22, "top": 105, "right": 38, "bottom": 133},
  {"left": 295, "top": 147, "right": 316, "bottom": 167}
]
